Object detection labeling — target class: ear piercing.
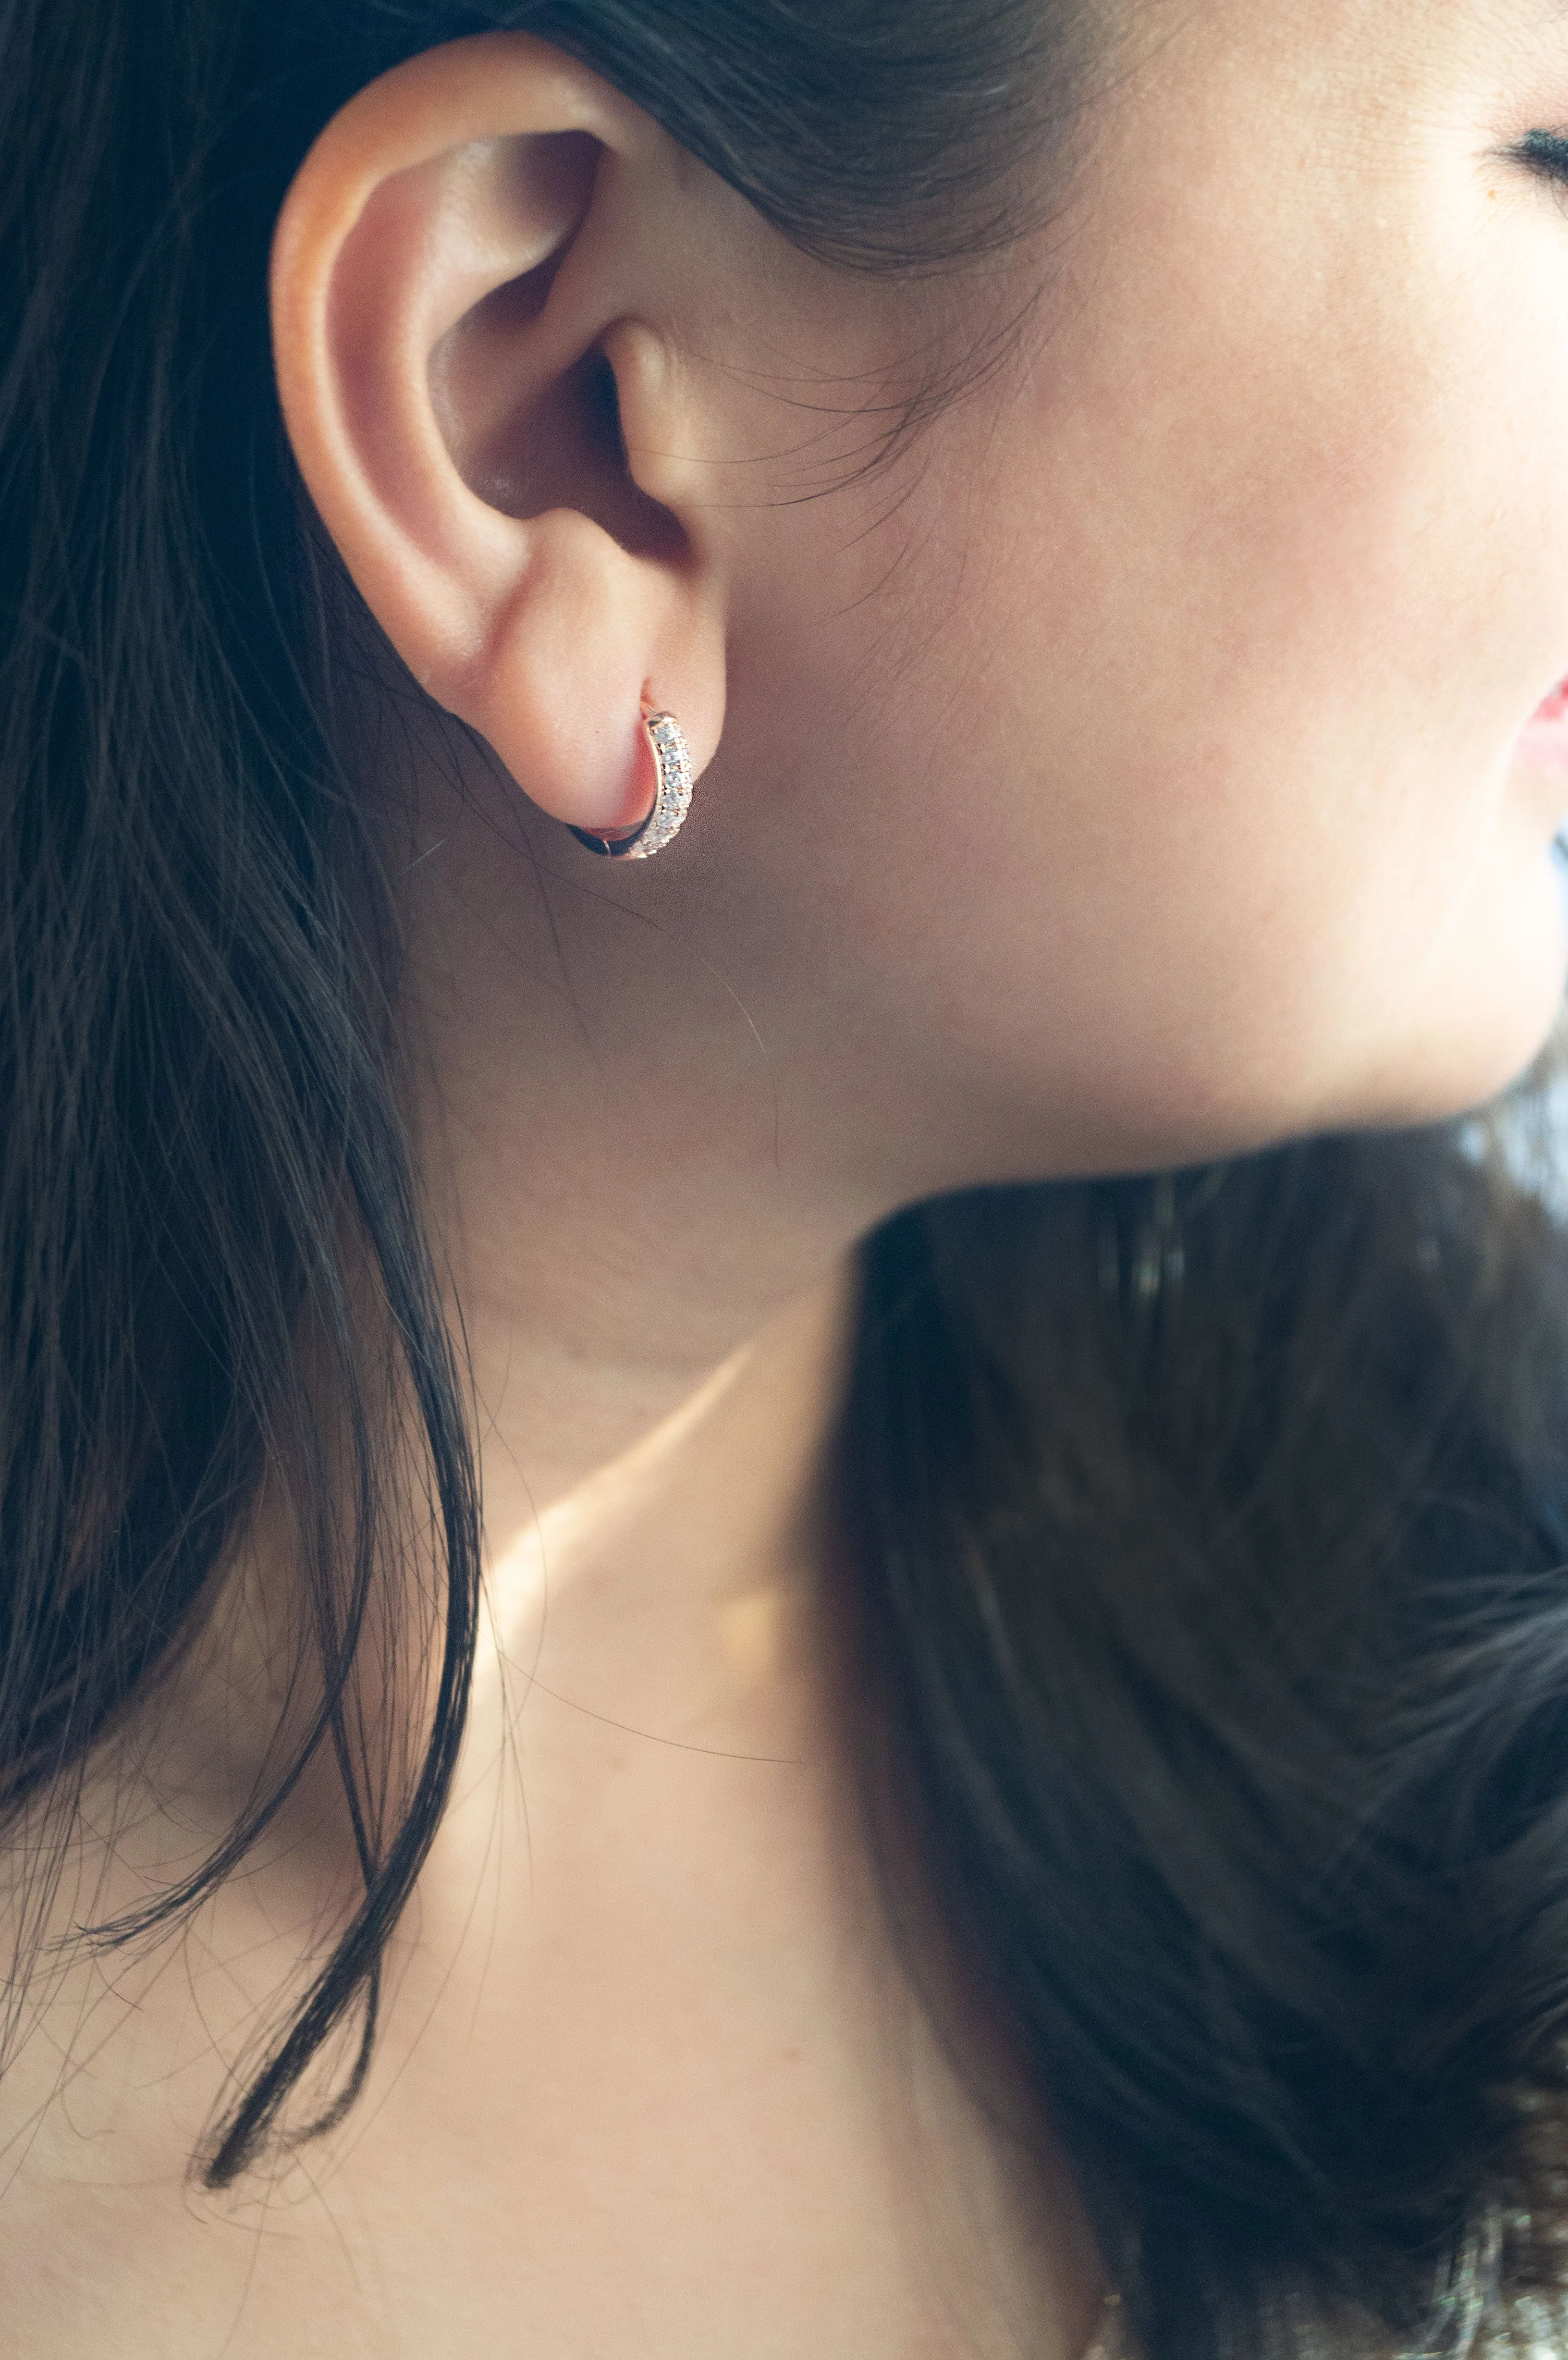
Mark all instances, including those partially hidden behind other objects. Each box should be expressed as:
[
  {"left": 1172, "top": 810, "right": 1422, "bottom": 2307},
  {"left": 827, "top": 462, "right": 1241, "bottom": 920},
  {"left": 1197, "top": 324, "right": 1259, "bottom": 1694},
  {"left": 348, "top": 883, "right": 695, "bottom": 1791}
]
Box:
[{"left": 569, "top": 709, "right": 694, "bottom": 861}]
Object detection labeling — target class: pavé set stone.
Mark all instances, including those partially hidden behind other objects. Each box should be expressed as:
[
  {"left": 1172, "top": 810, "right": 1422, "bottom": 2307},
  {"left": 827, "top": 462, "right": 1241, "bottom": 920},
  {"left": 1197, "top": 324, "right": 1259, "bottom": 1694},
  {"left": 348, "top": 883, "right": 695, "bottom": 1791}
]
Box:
[{"left": 569, "top": 708, "right": 694, "bottom": 861}]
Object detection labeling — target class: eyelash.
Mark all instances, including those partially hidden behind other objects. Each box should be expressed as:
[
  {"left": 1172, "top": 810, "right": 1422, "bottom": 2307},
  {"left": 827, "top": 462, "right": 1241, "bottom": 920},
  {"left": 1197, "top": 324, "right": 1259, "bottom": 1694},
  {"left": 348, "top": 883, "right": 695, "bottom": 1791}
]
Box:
[{"left": 1519, "top": 128, "right": 1568, "bottom": 185}]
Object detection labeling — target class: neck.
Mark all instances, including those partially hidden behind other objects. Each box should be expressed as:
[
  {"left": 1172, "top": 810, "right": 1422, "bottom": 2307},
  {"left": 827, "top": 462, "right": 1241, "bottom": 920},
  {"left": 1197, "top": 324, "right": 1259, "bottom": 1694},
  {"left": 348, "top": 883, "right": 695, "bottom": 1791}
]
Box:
[{"left": 401, "top": 740, "right": 889, "bottom": 1566}]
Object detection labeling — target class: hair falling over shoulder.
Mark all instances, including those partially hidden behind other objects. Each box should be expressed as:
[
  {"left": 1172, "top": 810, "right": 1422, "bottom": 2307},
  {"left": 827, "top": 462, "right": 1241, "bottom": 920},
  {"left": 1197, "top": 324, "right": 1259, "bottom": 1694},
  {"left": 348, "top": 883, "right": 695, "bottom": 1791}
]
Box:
[
  {"left": 849, "top": 1122, "right": 1568, "bottom": 2359},
  {"left": 3, "top": 0, "right": 1568, "bottom": 2353}
]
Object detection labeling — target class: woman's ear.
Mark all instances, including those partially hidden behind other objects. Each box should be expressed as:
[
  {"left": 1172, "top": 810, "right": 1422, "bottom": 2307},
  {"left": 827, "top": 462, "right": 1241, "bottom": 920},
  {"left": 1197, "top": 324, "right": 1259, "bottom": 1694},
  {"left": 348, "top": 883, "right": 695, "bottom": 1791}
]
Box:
[{"left": 270, "top": 33, "right": 725, "bottom": 837}]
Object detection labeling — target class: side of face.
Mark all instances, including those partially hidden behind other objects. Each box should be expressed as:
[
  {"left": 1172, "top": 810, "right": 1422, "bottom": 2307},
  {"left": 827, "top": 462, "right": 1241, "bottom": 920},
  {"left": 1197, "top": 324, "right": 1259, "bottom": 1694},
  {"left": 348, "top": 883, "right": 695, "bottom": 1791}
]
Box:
[
  {"left": 271, "top": 2, "right": 1568, "bottom": 1205},
  {"left": 699, "top": 0, "right": 1568, "bottom": 1185}
]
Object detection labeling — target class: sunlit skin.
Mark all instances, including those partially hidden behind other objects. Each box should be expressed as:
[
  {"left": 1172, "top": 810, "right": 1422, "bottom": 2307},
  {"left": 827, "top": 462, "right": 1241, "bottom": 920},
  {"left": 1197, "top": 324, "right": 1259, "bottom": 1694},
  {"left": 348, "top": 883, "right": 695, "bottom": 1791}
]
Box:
[{"left": 7, "top": 3, "right": 1568, "bottom": 2354}]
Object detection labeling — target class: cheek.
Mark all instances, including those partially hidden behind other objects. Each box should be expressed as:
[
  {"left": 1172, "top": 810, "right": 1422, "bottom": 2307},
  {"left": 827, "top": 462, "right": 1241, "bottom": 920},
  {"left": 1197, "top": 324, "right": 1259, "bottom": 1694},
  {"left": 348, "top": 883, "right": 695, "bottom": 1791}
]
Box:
[
  {"left": 730, "top": 133, "right": 1568, "bottom": 1192},
  {"left": 861, "top": 226, "right": 1568, "bottom": 1168},
  {"left": 1351, "top": 823, "right": 1568, "bottom": 1131}
]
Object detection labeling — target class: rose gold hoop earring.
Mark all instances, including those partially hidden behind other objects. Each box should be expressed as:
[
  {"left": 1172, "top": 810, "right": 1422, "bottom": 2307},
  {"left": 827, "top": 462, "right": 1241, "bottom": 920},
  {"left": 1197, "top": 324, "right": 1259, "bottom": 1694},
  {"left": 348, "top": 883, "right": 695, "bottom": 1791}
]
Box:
[{"left": 568, "top": 709, "right": 694, "bottom": 861}]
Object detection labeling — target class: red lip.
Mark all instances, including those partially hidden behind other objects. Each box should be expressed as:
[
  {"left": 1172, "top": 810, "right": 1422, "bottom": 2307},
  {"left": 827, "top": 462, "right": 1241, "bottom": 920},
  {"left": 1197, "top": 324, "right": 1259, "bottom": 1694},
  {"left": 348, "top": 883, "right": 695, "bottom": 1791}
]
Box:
[{"left": 1515, "top": 678, "right": 1568, "bottom": 775}]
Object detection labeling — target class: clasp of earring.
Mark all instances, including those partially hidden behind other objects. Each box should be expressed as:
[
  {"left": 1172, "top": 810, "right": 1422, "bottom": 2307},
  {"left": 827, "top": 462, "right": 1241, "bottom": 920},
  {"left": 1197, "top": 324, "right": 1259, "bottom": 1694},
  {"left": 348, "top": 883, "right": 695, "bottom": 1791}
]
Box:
[{"left": 568, "top": 709, "right": 694, "bottom": 861}]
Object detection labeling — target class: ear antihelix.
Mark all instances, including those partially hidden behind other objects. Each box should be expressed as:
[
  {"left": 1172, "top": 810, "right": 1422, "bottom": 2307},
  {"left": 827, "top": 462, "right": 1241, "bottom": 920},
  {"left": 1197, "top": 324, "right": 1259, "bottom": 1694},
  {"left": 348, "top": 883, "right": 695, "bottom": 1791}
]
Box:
[{"left": 568, "top": 706, "right": 695, "bottom": 860}]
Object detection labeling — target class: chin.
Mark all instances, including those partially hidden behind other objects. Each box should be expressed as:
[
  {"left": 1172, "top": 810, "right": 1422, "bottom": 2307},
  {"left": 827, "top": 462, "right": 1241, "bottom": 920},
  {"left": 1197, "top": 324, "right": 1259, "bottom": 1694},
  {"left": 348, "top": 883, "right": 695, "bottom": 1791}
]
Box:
[{"left": 1342, "top": 852, "right": 1568, "bottom": 1135}]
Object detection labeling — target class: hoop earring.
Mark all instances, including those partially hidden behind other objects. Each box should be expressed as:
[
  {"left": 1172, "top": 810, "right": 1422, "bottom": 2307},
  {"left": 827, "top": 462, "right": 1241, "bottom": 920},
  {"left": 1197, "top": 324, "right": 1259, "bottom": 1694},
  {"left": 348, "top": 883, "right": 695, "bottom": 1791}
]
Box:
[{"left": 568, "top": 709, "right": 694, "bottom": 861}]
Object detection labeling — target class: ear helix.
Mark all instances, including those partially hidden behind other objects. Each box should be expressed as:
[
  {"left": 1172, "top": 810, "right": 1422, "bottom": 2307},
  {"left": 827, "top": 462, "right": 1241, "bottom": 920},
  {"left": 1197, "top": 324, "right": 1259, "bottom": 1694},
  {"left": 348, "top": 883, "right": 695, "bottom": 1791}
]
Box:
[{"left": 568, "top": 707, "right": 695, "bottom": 861}]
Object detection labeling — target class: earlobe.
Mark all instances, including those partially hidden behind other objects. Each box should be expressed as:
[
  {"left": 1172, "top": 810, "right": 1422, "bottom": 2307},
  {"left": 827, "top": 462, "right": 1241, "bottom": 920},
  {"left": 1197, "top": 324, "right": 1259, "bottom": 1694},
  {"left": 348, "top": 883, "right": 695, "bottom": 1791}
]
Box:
[
  {"left": 568, "top": 707, "right": 696, "bottom": 861},
  {"left": 269, "top": 33, "right": 725, "bottom": 843}
]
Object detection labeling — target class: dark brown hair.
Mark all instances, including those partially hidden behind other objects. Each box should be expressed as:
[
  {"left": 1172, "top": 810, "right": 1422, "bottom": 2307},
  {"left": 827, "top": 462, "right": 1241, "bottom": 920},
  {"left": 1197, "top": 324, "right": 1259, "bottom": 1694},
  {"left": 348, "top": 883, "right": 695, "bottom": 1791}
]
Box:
[{"left": 2, "top": 2, "right": 1567, "bottom": 2354}]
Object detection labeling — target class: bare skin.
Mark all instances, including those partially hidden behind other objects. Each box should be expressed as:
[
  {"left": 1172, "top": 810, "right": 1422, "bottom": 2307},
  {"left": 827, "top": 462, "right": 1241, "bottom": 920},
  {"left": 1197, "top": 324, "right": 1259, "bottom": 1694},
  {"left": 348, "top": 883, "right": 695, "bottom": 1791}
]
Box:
[
  {"left": 6, "top": 1, "right": 1568, "bottom": 2351},
  {"left": 0, "top": 1270, "right": 1101, "bottom": 2360}
]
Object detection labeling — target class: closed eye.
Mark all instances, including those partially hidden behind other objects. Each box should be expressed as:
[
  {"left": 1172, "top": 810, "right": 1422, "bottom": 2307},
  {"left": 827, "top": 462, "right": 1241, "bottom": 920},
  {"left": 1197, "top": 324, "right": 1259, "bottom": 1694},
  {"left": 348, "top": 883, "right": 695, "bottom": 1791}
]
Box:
[{"left": 1517, "top": 127, "right": 1568, "bottom": 185}]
